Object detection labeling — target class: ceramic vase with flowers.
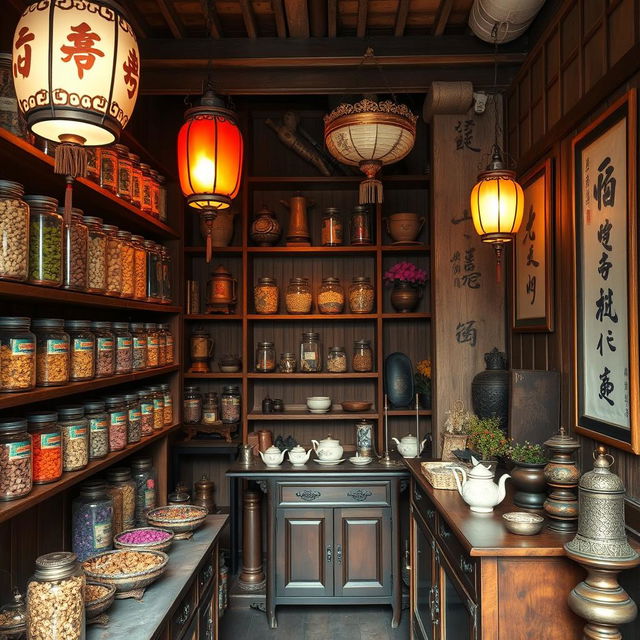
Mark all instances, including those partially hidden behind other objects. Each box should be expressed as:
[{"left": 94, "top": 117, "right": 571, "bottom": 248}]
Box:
[
  {"left": 506, "top": 441, "right": 548, "bottom": 509},
  {"left": 467, "top": 415, "right": 508, "bottom": 476},
  {"left": 415, "top": 359, "right": 432, "bottom": 410},
  {"left": 384, "top": 261, "right": 428, "bottom": 313},
  {"left": 441, "top": 401, "right": 474, "bottom": 461}
]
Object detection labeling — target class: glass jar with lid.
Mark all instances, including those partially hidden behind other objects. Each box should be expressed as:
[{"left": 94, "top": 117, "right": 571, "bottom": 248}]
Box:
[
  {"left": 33, "top": 318, "right": 70, "bottom": 387},
  {"left": 26, "top": 552, "right": 85, "bottom": 640},
  {"left": 202, "top": 392, "right": 219, "bottom": 424},
  {"left": 349, "top": 276, "right": 375, "bottom": 313},
  {"left": 279, "top": 352, "right": 297, "bottom": 373},
  {"left": 91, "top": 321, "right": 115, "bottom": 378},
  {"left": 157, "top": 174, "right": 168, "bottom": 222},
  {"left": 57, "top": 405, "right": 88, "bottom": 472},
  {"left": 103, "top": 395, "right": 127, "bottom": 452},
  {"left": 350, "top": 205, "right": 373, "bottom": 245},
  {"left": 71, "top": 480, "right": 113, "bottom": 561},
  {"left": 130, "top": 322, "right": 148, "bottom": 371},
  {"left": 145, "top": 322, "right": 160, "bottom": 367},
  {"left": 117, "top": 229, "right": 135, "bottom": 298},
  {"left": 27, "top": 411, "right": 61, "bottom": 485},
  {"left": 156, "top": 322, "right": 167, "bottom": 367},
  {"left": 100, "top": 145, "right": 117, "bottom": 193},
  {"left": 161, "top": 382, "right": 173, "bottom": 425},
  {"left": 0, "top": 587, "right": 26, "bottom": 639},
  {"left": 26, "top": 195, "right": 63, "bottom": 287},
  {"left": 84, "top": 216, "right": 107, "bottom": 294},
  {"left": 160, "top": 246, "right": 172, "bottom": 303},
  {"left": 327, "top": 346, "right": 347, "bottom": 373},
  {"left": 140, "top": 163, "right": 153, "bottom": 213},
  {"left": 129, "top": 152, "right": 143, "bottom": 208},
  {"left": 353, "top": 339, "right": 374, "bottom": 372},
  {"left": 148, "top": 384, "right": 164, "bottom": 430},
  {"left": 160, "top": 322, "right": 174, "bottom": 364},
  {"left": 318, "top": 277, "right": 345, "bottom": 314},
  {"left": 106, "top": 467, "right": 136, "bottom": 531},
  {"left": 113, "top": 322, "right": 133, "bottom": 374},
  {"left": 123, "top": 392, "right": 142, "bottom": 443},
  {"left": 184, "top": 385, "right": 202, "bottom": 424},
  {"left": 0, "top": 180, "right": 29, "bottom": 282},
  {"left": 130, "top": 457, "right": 157, "bottom": 526},
  {"left": 83, "top": 400, "right": 109, "bottom": 460},
  {"left": 322, "top": 207, "right": 343, "bottom": 246},
  {"left": 255, "top": 341, "right": 276, "bottom": 373},
  {"left": 150, "top": 169, "right": 161, "bottom": 218},
  {"left": 61, "top": 207, "right": 88, "bottom": 291},
  {"left": 254, "top": 277, "right": 279, "bottom": 314},
  {"left": 0, "top": 417, "right": 32, "bottom": 500},
  {"left": 221, "top": 386, "right": 241, "bottom": 424},
  {"left": 285, "top": 277, "right": 312, "bottom": 314},
  {"left": 65, "top": 319, "right": 95, "bottom": 382},
  {"left": 300, "top": 331, "right": 321, "bottom": 373},
  {"left": 86, "top": 147, "right": 100, "bottom": 182},
  {"left": 138, "top": 389, "right": 154, "bottom": 436},
  {"left": 0, "top": 316, "right": 35, "bottom": 392},
  {"left": 145, "top": 240, "right": 161, "bottom": 302},
  {"left": 103, "top": 224, "right": 122, "bottom": 296},
  {"left": 115, "top": 144, "right": 132, "bottom": 201},
  {"left": 131, "top": 234, "right": 147, "bottom": 300}
]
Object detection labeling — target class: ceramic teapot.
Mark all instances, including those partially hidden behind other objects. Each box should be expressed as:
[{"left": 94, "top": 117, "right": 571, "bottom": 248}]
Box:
[
  {"left": 259, "top": 445, "right": 286, "bottom": 467},
  {"left": 452, "top": 458, "right": 510, "bottom": 513},
  {"left": 287, "top": 445, "right": 311, "bottom": 466},
  {"left": 311, "top": 435, "right": 344, "bottom": 461},
  {"left": 392, "top": 434, "right": 427, "bottom": 458}
]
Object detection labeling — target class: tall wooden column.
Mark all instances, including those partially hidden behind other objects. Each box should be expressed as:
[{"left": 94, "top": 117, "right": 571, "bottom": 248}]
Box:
[{"left": 238, "top": 490, "right": 266, "bottom": 590}]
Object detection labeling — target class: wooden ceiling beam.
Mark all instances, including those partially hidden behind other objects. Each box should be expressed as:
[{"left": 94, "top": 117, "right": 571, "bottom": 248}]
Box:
[
  {"left": 309, "top": 0, "right": 328, "bottom": 37},
  {"left": 328, "top": 0, "right": 337, "bottom": 38},
  {"left": 394, "top": 0, "right": 410, "bottom": 37},
  {"left": 156, "top": 0, "right": 186, "bottom": 39},
  {"left": 199, "top": 0, "right": 223, "bottom": 39},
  {"left": 433, "top": 0, "right": 455, "bottom": 36},
  {"left": 284, "top": 0, "right": 310, "bottom": 38},
  {"left": 272, "top": 0, "right": 288, "bottom": 38},
  {"left": 356, "top": 0, "right": 368, "bottom": 38},
  {"left": 239, "top": 0, "right": 258, "bottom": 39}
]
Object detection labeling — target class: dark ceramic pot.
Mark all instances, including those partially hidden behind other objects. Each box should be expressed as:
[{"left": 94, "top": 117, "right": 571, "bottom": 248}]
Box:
[
  {"left": 471, "top": 347, "right": 509, "bottom": 431},
  {"left": 419, "top": 389, "right": 431, "bottom": 410},
  {"left": 384, "top": 352, "right": 414, "bottom": 408},
  {"left": 511, "top": 461, "right": 547, "bottom": 509},
  {"left": 390, "top": 281, "right": 420, "bottom": 313}
]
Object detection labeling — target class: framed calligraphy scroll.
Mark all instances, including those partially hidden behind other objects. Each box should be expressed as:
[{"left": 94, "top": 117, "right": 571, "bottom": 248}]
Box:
[
  {"left": 513, "top": 158, "right": 554, "bottom": 331},
  {"left": 573, "top": 90, "right": 639, "bottom": 454}
]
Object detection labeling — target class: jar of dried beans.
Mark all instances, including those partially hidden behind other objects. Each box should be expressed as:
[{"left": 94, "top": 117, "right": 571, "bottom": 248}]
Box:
[
  {"left": 183, "top": 385, "right": 202, "bottom": 425},
  {"left": 130, "top": 322, "right": 148, "bottom": 371},
  {"left": 349, "top": 276, "right": 375, "bottom": 313},
  {"left": 131, "top": 234, "right": 147, "bottom": 300},
  {"left": 161, "top": 383, "right": 173, "bottom": 425},
  {"left": 113, "top": 322, "right": 133, "bottom": 374},
  {"left": 26, "top": 195, "right": 62, "bottom": 287},
  {"left": 353, "top": 339, "right": 373, "bottom": 372},
  {"left": 103, "top": 395, "right": 127, "bottom": 452},
  {"left": 148, "top": 385, "right": 164, "bottom": 430},
  {"left": 254, "top": 277, "right": 279, "bottom": 314},
  {"left": 27, "top": 412, "right": 61, "bottom": 485},
  {"left": 327, "top": 346, "right": 347, "bottom": 373},
  {"left": 255, "top": 341, "right": 276, "bottom": 373},
  {"left": 0, "top": 418, "right": 32, "bottom": 501},
  {"left": 71, "top": 481, "right": 113, "bottom": 561},
  {"left": 0, "top": 179, "right": 29, "bottom": 282},
  {"left": 124, "top": 392, "right": 141, "bottom": 443},
  {"left": 91, "top": 321, "right": 115, "bottom": 378},
  {"left": 84, "top": 216, "right": 107, "bottom": 294},
  {"left": 103, "top": 224, "right": 122, "bottom": 296},
  {"left": 61, "top": 208, "right": 88, "bottom": 291},
  {"left": 65, "top": 319, "right": 95, "bottom": 382},
  {"left": 0, "top": 316, "right": 35, "bottom": 392},
  {"left": 221, "top": 385, "right": 241, "bottom": 424},
  {"left": 286, "top": 277, "right": 312, "bottom": 314},
  {"left": 145, "top": 322, "right": 160, "bottom": 367},
  {"left": 159, "top": 322, "right": 174, "bottom": 364},
  {"left": 318, "top": 277, "right": 345, "bottom": 314},
  {"left": 57, "top": 405, "right": 89, "bottom": 472},
  {"left": 138, "top": 389, "right": 154, "bottom": 436},
  {"left": 33, "top": 318, "right": 69, "bottom": 387},
  {"left": 83, "top": 400, "right": 109, "bottom": 460},
  {"left": 106, "top": 467, "right": 136, "bottom": 531},
  {"left": 117, "top": 229, "right": 134, "bottom": 298}
]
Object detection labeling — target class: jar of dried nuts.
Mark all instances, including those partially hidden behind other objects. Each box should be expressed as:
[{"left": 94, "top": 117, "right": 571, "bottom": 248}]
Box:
[
  {"left": 115, "top": 143, "right": 132, "bottom": 201},
  {"left": 113, "top": 322, "right": 133, "bottom": 374},
  {"left": 83, "top": 400, "right": 109, "bottom": 460},
  {"left": 103, "top": 395, "right": 128, "bottom": 452},
  {"left": 106, "top": 467, "right": 136, "bottom": 531},
  {"left": 161, "top": 383, "right": 173, "bottom": 425},
  {"left": 255, "top": 341, "right": 276, "bottom": 373},
  {"left": 300, "top": 331, "right": 322, "bottom": 373},
  {"left": 349, "top": 276, "right": 375, "bottom": 313},
  {"left": 156, "top": 322, "right": 167, "bottom": 367},
  {"left": 0, "top": 316, "right": 36, "bottom": 392},
  {"left": 138, "top": 389, "right": 154, "bottom": 436},
  {"left": 33, "top": 318, "right": 70, "bottom": 387},
  {"left": 279, "top": 352, "right": 297, "bottom": 373},
  {"left": 61, "top": 208, "right": 88, "bottom": 291},
  {"left": 57, "top": 405, "right": 89, "bottom": 472},
  {"left": 145, "top": 322, "right": 160, "bottom": 367},
  {"left": 117, "top": 229, "right": 135, "bottom": 299},
  {"left": 0, "top": 179, "right": 30, "bottom": 282},
  {"left": 131, "top": 234, "right": 147, "bottom": 300},
  {"left": 130, "top": 322, "right": 148, "bottom": 371},
  {"left": 65, "top": 319, "right": 95, "bottom": 382},
  {"left": 254, "top": 277, "right": 279, "bottom": 314},
  {"left": 327, "top": 346, "right": 347, "bottom": 373},
  {"left": 84, "top": 216, "right": 107, "bottom": 294},
  {"left": 71, "top": 480, "right": 113, "bottom": 561},
  {"left": 318, "top": 277, "right": 345, "bottom": 314},
  {"left": 124, "top": 392, "right": 142, "bottom": 443},
  {"left": 103, "top": 224, "right": 122, "bottom": 296},
  {"left": 183, "top": 385, "right": 202, "bottom": 424},
  {"left": 26, "top": 551, "right": 85, "bottom": 640},
  {"left": 353, "top": 339, "right": 374, "bottom": 372},
  {"left": 148, "top": 385, "right": 165, "bottom": 430},
  {"left": 91, "top": 321, "right": 115, "bottom": 378},
  {"left": 160, "top": 323, "right": 174, "bottom": 364},
  {"left": 286, "top": 277, "right": 312, "bottom": 314},
  {"left": 27, "top": 411, "right": 62, "bottom": 485},
  {"left": 26, "top": 195, "right": 63, "bottom": 287},
  {"left": 0, "top": 417, "right": 32, "bottom": 501}
]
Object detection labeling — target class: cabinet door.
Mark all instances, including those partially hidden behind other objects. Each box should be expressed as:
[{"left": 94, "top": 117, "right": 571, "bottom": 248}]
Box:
[
  {"left": 333, "top": 507, "right": 391, "bottom": 598},
  {"left": 411, "top": 507, "right": 437, "bottom": 640},
  {"left": 276, "top": 508, "right": 333, "bottom": 598},
  {"left": 438, "top": 551, "right": 478, "bottom": 640},
  {"left": 198, "top": 583, "right": 216, "bottom": 640}
]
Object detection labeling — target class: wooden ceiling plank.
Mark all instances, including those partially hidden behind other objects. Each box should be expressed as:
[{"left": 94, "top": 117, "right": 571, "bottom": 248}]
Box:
[
  {"left": 272, "top": 0, "right": 288, "bottom": 38},
  {"left": 156, "top": 0, "right": 186, "bottom": 39},
  {"left": 239, "top": 0, "right": 258, "bottom": 38},
  {"left": 394, "top": 0, "right": 410, "bottom": 37},
  {"left": 309, "top": 0, "right": 328, "bottom": 37},
  {"left": 199, "top": 0, "right": 223, "bottom": 39},
  {"left": 433, "top": 0, "right": 455, "bottom": 36},
  {"left": 119, "top": 0, "right": 152, "bottom": 39},
  {"left": 357, "top": 0, "right": 368, "bottom": 38},
  {"left": 328, "top": 0, "right": 338, "bottom": 38},
  {"left": 284, "top": 0, "right": 310, "bottom": 38}
]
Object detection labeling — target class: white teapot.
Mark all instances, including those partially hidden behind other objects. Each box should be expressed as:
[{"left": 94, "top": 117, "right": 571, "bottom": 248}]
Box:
[
  {"left": 311, "top": 435, "right": 343, "bottom": 461},
  {"left": 452, "top": 458, "right": 510, "bottom": 513},
  {"left": 287, "top": 445, "right": 311, "bottom": 466},
  {"left": 392, "top": 433, "right": 427, "bottom": 458},
  {"left": 259, "top": 445, "right": 286, "bottom": 467}
]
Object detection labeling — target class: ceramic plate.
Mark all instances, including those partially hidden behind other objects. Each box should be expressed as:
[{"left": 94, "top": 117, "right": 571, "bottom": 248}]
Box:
[
  {"left": 308, "top": 408, "right": 330, "bottom": 414},
  {"left": 313, "top": 458, "right": 345, "bottom": 466},
  {"left": 349, "top": 456, "right": 373, "bottom": 466}
]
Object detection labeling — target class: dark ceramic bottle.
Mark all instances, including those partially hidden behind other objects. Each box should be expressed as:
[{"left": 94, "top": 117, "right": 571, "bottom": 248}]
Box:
[{"left": 471, "top": 348, "right": 509, "bottom": 431}]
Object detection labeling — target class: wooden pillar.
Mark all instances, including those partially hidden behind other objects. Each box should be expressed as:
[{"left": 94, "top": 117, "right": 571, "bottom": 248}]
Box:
[{"left": 238, "top": 490, "right": 265, "bottom": 590}]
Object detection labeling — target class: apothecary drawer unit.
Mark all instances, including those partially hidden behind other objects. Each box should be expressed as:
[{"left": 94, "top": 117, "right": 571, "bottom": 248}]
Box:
[{"left": 279, "top": 481, "right": 390, "bottom": 506}]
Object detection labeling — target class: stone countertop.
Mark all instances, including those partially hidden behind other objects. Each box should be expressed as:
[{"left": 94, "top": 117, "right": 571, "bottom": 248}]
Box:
[{"left": 87, "top": 514, "right": 228, "bottom": 640}]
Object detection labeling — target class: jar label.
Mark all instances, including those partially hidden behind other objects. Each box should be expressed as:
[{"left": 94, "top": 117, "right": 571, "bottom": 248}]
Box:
[
  {"left": 110, "top": 411, "right": 127, "bottom": 426},
  {"left": 97, "top": 338, "right": 114, "bottom": 351},
  {"left": 184, "top": 399, "right": 200, "bottom": 408},
  {"left": 166, "top": 336, "right": 174, "bottom": 347},
  {"left": 133, "top": 337, "right": 147, "bottom": 348},
  {"left": 40, "top": 433, "right": 61, "bottom": 449},
  {"left": 90, "top": 417, "right": 108, "bottom": 432},
  {"left": 144, "top": 488, "right": 155, "bottom": 508},
  {"left": 94, "top": 522, "right": 113, "bottom": 548},
  {"left": 153, "top": 399, "right": 163, "bottom": 410},
  {"left": 7, "top": 440, "right": 30, "bottom": 459},
  {"left": 141, "top": 402, "right": 153, "bottom": 415},
  {"left": 46, "top": 339, "right": 68, "bottom": 354},
  {"left": 202, "top": 411, "right": 217, "bottom": 423},
  {"left": 11, "top": 338, "right": 34, "bottom": 355},
  {"left": 73, "top": 339, "right": 93, "bottom": 351},
  {"left": 117, "top": 337, "right": 132, "bottom": 350},
  {"left": 129, "top": 408, "right": 141, "bottom": 421},
  {"left": 164, "top": 396, "right": 172, "bottom": 407},
  {"left": 148, "top": 336, "right": 159, "bottom": 347},
  {"left": 68, "top": 425, "right": 87, "bottom": 439},
  {"left": 302, "top": 351, "right": 317, "bottom": 361}
]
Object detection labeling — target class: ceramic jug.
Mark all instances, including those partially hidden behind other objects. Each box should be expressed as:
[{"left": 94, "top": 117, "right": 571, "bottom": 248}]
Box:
[
  {"left": 452, "top": 458, "right": 510, "bottom": 513},
  {"left": 392, "top": 434, "right": 427, "bottom": 458},
  {"left": 259, "top": 445, "right": 286, "bottom": 467},
  {"left": 287, "top": 445, "right": 311, "bottom": 466},
  {"left": 311, "top": 435, "right": 343, "bottom": 461}
]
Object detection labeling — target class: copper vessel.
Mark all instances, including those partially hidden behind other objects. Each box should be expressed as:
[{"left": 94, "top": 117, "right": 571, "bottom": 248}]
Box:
[
  {"left": 281, "top": 193, "right": 313, "bottom": 246},
  {"left": 206, "top": 265, "right": 238, "bottom": 314},
  {"left": 192, "top": 474, "right": 216, "bottom": 514}
]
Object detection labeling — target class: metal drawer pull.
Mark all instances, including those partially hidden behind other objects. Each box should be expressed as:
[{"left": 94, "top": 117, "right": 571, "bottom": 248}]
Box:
[
  {"left": 439, "top": 522, "right": 451, "bottom": 539},
  {"left": 431, "top": 584, "right": 440, "bottom": 624},
  {"left": 327, "top": 546, "right": 332, "bottom": 562},
  {"left": 176, "top": 601, "right": 191, "bottom": 626},
  {"left": 414, "top": 488, "right": 423, "bottom": 501},
  {"left": 295, "top": 489, "right": 321, "bottom": 501},
  {"left": 200, "top": 563, "right": 213, "bottom": 586},
  {"left": 347, "top": 488, "right": 372, "bottom": 502},
  {"left": 460, "top": 556, "right": 474, "bottom": 574},
  {"left": 426, "top": 508, "right": 436, "bottom": 520},
  {"left": 336, "top": 545, "right": 342, "bottom": 564}
]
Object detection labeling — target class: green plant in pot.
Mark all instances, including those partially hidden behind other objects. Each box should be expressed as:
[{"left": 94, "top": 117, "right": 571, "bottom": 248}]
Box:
[
  {"left": 383, "top": 261, "right": 428, "bottom": 313},
  {"left": 506, "top": 441, "right": 548, "bottom": 510},
  {"left": 415, "top": 359, "right": 432, "bottom": 410},
  {"left": 467, "top": 415, "right": 508, "bottom": 475}
]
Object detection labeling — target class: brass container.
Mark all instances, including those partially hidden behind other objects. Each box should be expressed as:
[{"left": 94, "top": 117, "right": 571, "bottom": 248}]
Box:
[
  {"left": 206, "top": 265, "right": 238, "bottom": 314},
  {"left": 192, "top": 474, "right": 216, "bottom": 514},
  {"left": 189, "top": 330, "right": 214, "bottom": 373}
]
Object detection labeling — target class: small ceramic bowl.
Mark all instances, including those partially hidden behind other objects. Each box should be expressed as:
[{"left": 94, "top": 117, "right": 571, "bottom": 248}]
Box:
[
  {"left": 306, "top": 396, "right": 331, "bottom": 411},
  {"left": 83, "top": 550, "right": 169, "bottom": 593},
  {"left": 85, "top": 582, "right": 116, "bottom": 619},
  {"left": 341, "top": 401, "right": 373, "bottom": 412},
  {"left": 114, "top": 527, "right": 175, "bottom": 552},
  {"left": 502, "top": 512, "right": 545, "bottom": 536}
]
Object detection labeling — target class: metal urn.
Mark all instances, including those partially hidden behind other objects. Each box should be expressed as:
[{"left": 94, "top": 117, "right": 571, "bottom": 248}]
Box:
[
  {"left": 471, "top": 347, "right": 509, "bottom": 431},
  {"left": 564, "top": 447, "right": 640, "bottom": 640}
]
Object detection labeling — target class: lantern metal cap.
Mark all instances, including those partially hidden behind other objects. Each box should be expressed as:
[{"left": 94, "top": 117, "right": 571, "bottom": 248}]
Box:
[{"left": 184, "top": 90, "right": 238, "bottom": 124}]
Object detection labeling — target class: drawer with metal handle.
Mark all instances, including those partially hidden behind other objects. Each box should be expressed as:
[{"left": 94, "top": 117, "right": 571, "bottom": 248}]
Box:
[
  {"left": 279, "top": 482, "right": 390, "bottom": 506},
  {"left": 436, "top": 516, "right": 477, "bottom": 598},
  {"left": 198, "top": 553, "right": 215, "bottom": 597},
  {"left": 170, "top": 578, "right": 197, "bottom": 639},
  {"left": 411, "top": 480, "right": 437, "bottom": 531}
]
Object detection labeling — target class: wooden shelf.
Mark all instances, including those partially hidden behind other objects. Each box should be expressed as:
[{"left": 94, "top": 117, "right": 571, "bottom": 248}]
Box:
[
  {"left": 184, "top": 372, "right": 243, "bottom": 379},
  {"left": 0, "top": 129, "right": 179, "bottom": 240},
  {"left": 247, "top": 313, "right": 377, "bottom": 321},
  {"left": 184, "top": 314, "right": 242, "bottom": 320},
  {"left": 185, "top": 246, "right": 243, "bottom": 255},
  {"left": 0, "top": 423, "right": 181, "bottom": 524},
  {"left": 247, "top": 245, "right": 376, "bottom": 255},
  {"left": 382, "top": 312, "right": 432, "bottom": 319},
  {"left": 0, "top": 280, "right": 180, "bottom": 313},
  {"left": 247, "top": 372, "right": 378, "bottom": 379},
  {"left": 0, "top": 364, "right": 180, "bottom": 411},
  {"left": 248, "top": 409, "right": 379, "bottom": 420},
  {"left": 388, "top": 409, "right": 432, "bottom": 416},
  {"left": 382, "top": 244, "right": 431, "bottom": 253}
]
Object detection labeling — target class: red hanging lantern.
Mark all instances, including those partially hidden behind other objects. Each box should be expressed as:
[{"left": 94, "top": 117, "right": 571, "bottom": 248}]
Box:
[{"left": 177, "top": 90, "right": 243, "bottom": 212}]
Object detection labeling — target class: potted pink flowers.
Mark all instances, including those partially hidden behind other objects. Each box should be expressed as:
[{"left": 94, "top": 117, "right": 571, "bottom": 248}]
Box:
[{"left": 383, "top": 261, "right": 429, "bottom": 312}]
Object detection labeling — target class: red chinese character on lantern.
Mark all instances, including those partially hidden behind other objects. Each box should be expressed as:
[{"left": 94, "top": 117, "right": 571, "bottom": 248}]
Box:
[
  {"left": 60, "top": 22, "right": 104, "bottom": 79},
  {"left": 13, "top": 26, "right": 35, "bottom": 79},
  {"left": 122, "top": 48, "right": 139, "bottom": 99}
]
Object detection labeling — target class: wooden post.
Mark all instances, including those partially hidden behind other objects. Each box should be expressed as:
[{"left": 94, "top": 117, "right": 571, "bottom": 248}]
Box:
[{"left": 238, "top": 490, "right": 265, "bottom": 590}]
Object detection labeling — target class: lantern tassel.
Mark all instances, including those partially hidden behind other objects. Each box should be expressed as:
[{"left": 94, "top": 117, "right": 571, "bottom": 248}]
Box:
[
  {"left": 54, "top": 142, "right": 88, "bottom": 226},
  {"left": 359, "top": 178, "right": 383, "bottom": 204},
  {"left": 493, "top": 244, "right": 504, "bottom": 283}
]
